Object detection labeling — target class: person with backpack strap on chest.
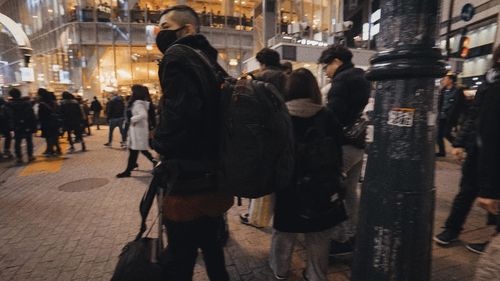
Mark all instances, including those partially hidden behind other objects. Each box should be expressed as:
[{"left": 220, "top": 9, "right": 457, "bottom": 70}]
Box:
[{"left": 152, "top": 6, "right": 233, "bottom": 280}]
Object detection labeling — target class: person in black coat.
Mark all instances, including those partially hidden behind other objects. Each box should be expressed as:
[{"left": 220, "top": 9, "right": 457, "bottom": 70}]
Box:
[
  {"left": 471, "top": 46, "right": 500, "bottom": 267},
  {"left": 38, "top": 88, "right": 61, "bottom": 156},
  {"left": 90, "top": 96, "right": 103, "bottom": 130},
  {"left": 270, "top": 68, "right": 345, "bottom": 281},
  {"left": 318, "top": 44, "right": 370, "bottom": 255},
  {"left": 104, "top": 95, "right": 126, "bottom": 147},
  {"left": 0, "top": 96, "right": 13, "bottom": 159},
  {"left": 152, "top": 6, "right": 232, "bottom": 281},
  {"left": 6, "top": 88, "right": 36, "bottom": 164},
  {"left": 436, "top": 73, "right": 465, "bottom": 157},
  {"left": 60, "top": 92, "right": 86, "bottom": 152}
]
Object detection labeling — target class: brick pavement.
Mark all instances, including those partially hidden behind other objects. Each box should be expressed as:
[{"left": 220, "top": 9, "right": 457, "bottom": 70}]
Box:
[{"left": 0, "top": 128, "right": 495, "bottom": 281}]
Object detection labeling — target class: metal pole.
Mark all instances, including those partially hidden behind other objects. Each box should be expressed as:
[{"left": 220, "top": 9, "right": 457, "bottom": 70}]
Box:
[{"left": 351, "top": 0, "right": 446, "bottom": 280}]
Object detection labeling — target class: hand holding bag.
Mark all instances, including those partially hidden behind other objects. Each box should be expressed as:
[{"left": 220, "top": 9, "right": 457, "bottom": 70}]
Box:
[{"left": 110, "top": 176, "right": 166, "bottom": 281}]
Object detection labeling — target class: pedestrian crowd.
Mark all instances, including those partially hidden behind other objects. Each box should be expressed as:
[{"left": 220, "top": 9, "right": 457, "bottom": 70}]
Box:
[
  {"left": 0, "top": 88, "right": 98, "bottom": 164},
  {"left": 107, "top": 5, "right": 500, "bottom": 281},
  {"left": 1, "top": 5, "right": 498, "bottom": 281}
]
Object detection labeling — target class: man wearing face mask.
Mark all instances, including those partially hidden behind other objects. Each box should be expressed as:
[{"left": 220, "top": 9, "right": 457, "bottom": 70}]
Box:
[{"left": 152, "top": 5, "right": 233, "bottom": 281}]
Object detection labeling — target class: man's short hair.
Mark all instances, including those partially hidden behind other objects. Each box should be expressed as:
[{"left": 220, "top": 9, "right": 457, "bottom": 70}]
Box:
[
  {"left": 160, "top": 5, "right": 200, "bottom": 33},
  {"left": 445, "top": 72, "right": 457, "bottom": 83},
  {"left": 9, "top": 88, "right": 21, "bottom": 99},
  {"left": 318, "top": 44, "right": 353, "bottom": 65},
  {"left": 256, "top": 48, "right": 281, "bottom": 67}
]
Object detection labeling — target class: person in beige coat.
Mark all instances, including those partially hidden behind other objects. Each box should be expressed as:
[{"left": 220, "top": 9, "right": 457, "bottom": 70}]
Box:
[{"left": 116, "top": 85, "right": 157, "bottom": 178}]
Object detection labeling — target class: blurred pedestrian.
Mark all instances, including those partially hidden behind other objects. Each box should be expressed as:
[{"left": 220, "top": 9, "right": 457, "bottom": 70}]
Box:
[
  {"left": 318, "top": 44, "right": 370, "bottom": 256},
  {"left": 7, "top": 89, "right": 36, "bottom": 164},
  {"left": 436, "top": 72, "right": 465, "bottom": 157},
  {"left": 90, "top": 96, "right": 103, "bottom": 130},
  {"left": 60, "top": 92, "right": 86, "bottom": 153},
  {"left": 116, "top": 85, "right": 157, "bottom": 178},
  {"left": 77, "top": 96, "right": 91, "bottom": 135},
  {"left": 474, "top": 46, "right": 500, "bottom": 276},
  {"left": 104, "top": 94, "right": 126, "bottom": 147},
  {"left": 434, "top": 49, "right": 499, "bottom": 252},
  {"left": 38, "top": 88, "right": 62, "bottom": 157},
  {"left": 270, "top": 68, "right": 346, "bottom": 281},
  {"left": 0, "top": 96, "right": 13, "bottom": 159}
]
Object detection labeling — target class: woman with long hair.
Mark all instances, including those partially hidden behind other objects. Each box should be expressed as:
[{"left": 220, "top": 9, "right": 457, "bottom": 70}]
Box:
[
  {"left": 37, "top": 88, "right": 61, "bottom": 156},
  {"left": 269, "top": 68, "right": 346, "bottom": 281},
  {"left": 116, "top": 85, "right": 157, "bottom": 178}
]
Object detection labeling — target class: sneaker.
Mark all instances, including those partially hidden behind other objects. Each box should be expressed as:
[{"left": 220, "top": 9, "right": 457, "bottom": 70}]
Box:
[
  {"left": 104, "top": 143, "right": 111, "bottom": 147},
  {"left": 133, "top": 163, "right": 139, "bottom": 170},
  {"left": 433, "top": 229, "right": 459, "bottom": 246},
  {"left": 152, "top": 160, "right": 158, "bottom": 169},
  {"left": 81, "top": 143, "right": 86, "bottom": 152},
  {"left": 329, "top": 239, "right": 354, "bottom": 257},
  {"left": 466, "top": 242, "right": 488, "bottom": 254},
  {"left": 116, "top": 171, "right": 131, "bottom": 178},
  {"left": 28, "top": 156, "right": 36, "bottom": 162},
  {"left": 239, "top": 213, "right": 264, "bottom": 228},
  {"left": 3, "top": 152, "right": 13, "bottom": 159},
  {"left": 68, "top": 147, "right": 75, "bottom": 154},
  {"left": 120, "top": 141, "right": 127, "bottom": 147}
]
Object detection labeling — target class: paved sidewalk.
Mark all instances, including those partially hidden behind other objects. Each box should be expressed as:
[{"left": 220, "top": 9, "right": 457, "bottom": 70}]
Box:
[{"left": 0, "top": 128, "right": 494, "bottom": 281}]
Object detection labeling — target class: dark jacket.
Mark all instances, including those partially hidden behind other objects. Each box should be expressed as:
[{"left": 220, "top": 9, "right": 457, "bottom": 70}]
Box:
[
  {"left": 326, "top": 63, "right": 370, "bottom": 145},
  {"left": 453, "top": 89, "right": 485, "bottom": 150},
  {"left": 0, "top": 98, "right": 13, "bottom": 132},
  {"left": 154, "top": 34, "right": 233, "bottom": 222},
  {"left": 438, "top": 86, "right": 465, "bottom": 126},
  {"left": 274, "top": 100, "right": 345, "bottom": 233},
  {"left": 105, "top": 96, "right": 125, "bottom": 120},
  {"left": 59, "top": 99, "right": 84, "bottom": 130},
  {"left": 90, "top": 99, "right": 103, "bottom": 112},
  {"left": 6, "top": 98, "right": 36, "bottom": 135},
  {"left": 254, "top": 65, "right": 287, "bottom": 96},
  {"left": 477, "top": 68, "right": 500, "bottom": 200},
  {"left": 153, "top": 34, "right": 221, "bottom": 163},
  {"left": 38, "top": 101, "right": 60, "bottom": 138}
]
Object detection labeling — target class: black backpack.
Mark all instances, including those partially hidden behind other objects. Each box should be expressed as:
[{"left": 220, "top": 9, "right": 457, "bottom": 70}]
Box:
[
  {"left": 294, "top": 111, "right": 344, "bottom": 219},
  {"left": 177, "top": 45, "right": 295, "bottom": 198},
  {"left": 217, "top": 78, "right": 295, "bottom": 198}
]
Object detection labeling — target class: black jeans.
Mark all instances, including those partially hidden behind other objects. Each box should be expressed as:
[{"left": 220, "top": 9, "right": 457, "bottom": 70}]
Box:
[
  {"left": 66, "top": 127, "right": 85, "bottom": 148},
  {"left": 2, "top": 130, "right": 12, "bottom": 154},
  {"left": 14, "top": 133, "right": 33, "bottom": 158},
  {"left": 46, "top": 136, "right": 61, "bottom": 154},
  {"left": 445, "top": 146, "right": 479, "bottom": 232},
  {"left": 162, "top": 216, "right": 229, "bottom": 281},
  {"left": 437, "top": 118, "right": 455, "bottom": 155},
  {"left": 125, "top": 149, "right": 154, "bottom": 172}
]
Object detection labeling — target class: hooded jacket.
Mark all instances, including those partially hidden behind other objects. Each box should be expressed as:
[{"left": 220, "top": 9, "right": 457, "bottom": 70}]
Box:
[
  {"left": 273, "top": 98, "right": 345, "bottom": 233},
  {"left": 154, "top": 34, "right": 233, "bottom": 222},
  {"left": 477, "top": 68, "right": 500, "bottom": 199}
]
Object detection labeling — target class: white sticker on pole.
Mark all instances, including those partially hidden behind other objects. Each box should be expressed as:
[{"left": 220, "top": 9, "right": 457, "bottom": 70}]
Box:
[{"left": 387, "top": 108, "right": 415, "bottom": 127}]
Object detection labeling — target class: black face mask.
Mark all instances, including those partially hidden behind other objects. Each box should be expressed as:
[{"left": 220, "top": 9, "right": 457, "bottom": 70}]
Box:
[{"left": 156, "top": 26, "right": 185, "bottom": 54}]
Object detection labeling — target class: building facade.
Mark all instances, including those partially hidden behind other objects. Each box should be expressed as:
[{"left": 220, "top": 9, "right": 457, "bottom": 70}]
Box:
[
  {"left": 0, "top": 0, "right": 255, "bottom": 99},
  {"left": 439, "top": 0, "right": 500, "bottom": 88}
]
